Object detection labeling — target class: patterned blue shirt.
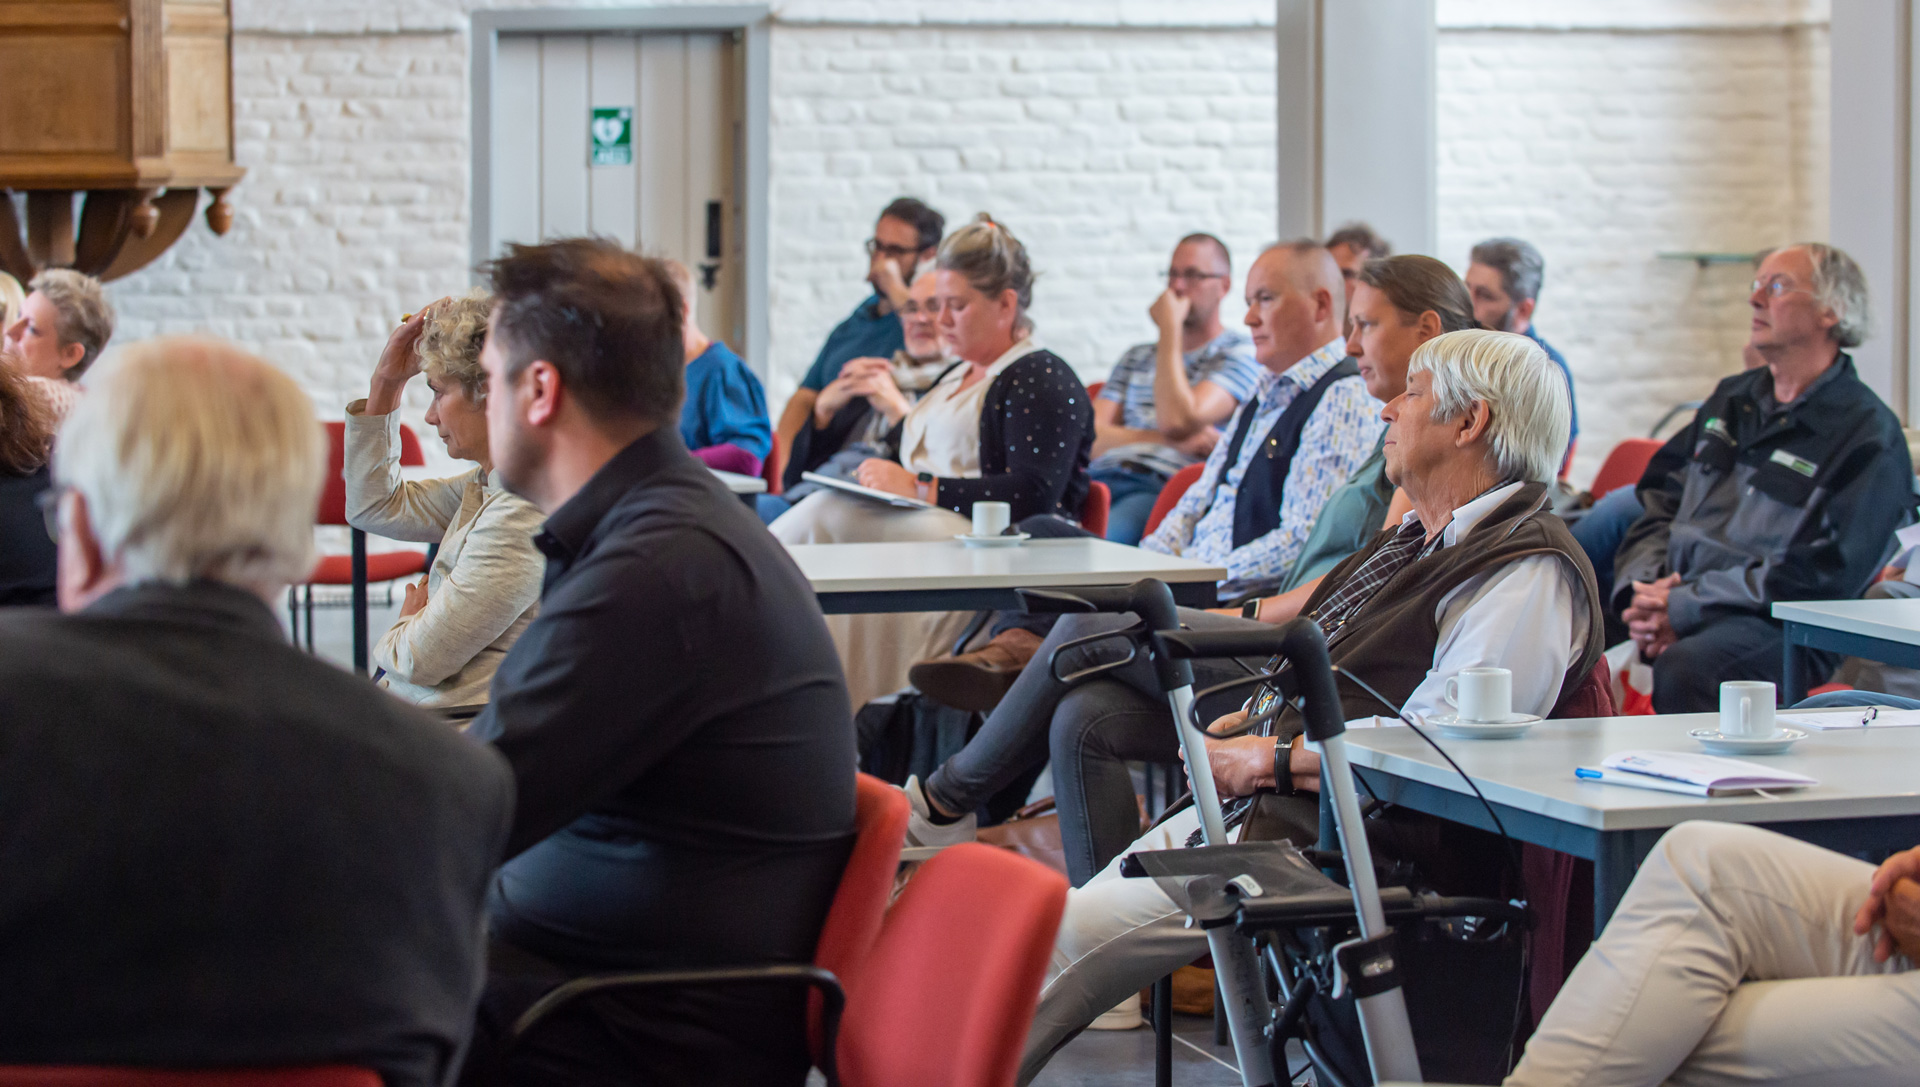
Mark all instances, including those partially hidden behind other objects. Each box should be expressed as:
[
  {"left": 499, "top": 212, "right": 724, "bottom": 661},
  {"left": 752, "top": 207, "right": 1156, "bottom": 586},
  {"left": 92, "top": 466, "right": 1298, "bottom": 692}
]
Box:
[
  {"left": 1090, "top": 328, "right": 1263, "bottom": 480},
  {"left": 1142, "top": 339, "right": 1384, "bottom": 599}
]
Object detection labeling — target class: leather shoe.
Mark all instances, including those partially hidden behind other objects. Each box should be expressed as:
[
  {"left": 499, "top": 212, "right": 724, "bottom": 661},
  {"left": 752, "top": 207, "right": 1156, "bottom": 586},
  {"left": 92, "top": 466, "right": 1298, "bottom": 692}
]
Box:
[{"left": 908, "top": 628, "right": 1043, "bottom": 712}]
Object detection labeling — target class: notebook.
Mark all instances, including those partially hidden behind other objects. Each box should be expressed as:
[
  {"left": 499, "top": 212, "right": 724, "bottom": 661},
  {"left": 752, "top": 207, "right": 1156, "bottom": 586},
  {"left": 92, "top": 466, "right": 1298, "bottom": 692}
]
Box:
[
  {"left": 800, "top": 471, "right": 936, "bottom": 510},
  {"left": 1574, "top": 750, "right": 1818, "bottom": 797}
]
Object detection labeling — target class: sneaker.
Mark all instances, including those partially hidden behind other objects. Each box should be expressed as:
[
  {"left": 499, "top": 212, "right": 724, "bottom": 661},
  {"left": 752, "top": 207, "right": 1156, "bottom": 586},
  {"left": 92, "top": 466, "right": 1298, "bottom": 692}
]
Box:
[
  {"left": 902, "top": 774, "right": 977, "bottom": 850},
  {"left": 908, "top": 627, "right": 1044, "bottom": 712},
  {"left": 1088, "top": 991, "right": 1145, "bottom": 1031}
]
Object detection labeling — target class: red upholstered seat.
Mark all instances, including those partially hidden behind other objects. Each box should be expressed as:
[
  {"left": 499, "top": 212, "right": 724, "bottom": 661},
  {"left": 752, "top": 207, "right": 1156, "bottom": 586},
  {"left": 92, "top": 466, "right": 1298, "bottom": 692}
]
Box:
[
  {"left": 1588, "top": 438, "right": 1662, "bottom": 499},
  {"left": 1079, "top": 481, "right": 1110, "bottom": 538},
  {"left": 1142, "top": 462, "right": 1205, "bottom": 539},
  {"left": 806, "top": 774, "right": 909, "bottom": 1058},
  {"left": 0, "top": 1069, "right": 381, "bottom": 1087},
  {"left": 838, "top": 843, "right": 1067, "bottom": 1087},
  {"left": 307, "top": 551, "right": 433, "bottom": 586}
]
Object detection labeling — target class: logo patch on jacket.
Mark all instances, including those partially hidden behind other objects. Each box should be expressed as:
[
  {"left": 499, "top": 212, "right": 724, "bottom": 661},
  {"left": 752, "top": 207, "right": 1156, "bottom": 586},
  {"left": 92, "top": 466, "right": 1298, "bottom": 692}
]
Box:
[
  {"left": 1769, "top": 448, "right": 1818, "bottom": 477},
  {"left": 1704, "top": 416, "right": 1732, "bottom": 442}
]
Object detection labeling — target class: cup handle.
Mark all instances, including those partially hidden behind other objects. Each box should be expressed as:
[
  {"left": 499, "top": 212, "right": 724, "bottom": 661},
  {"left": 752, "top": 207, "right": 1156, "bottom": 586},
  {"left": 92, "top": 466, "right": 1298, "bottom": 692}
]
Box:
[{"left": 1444, "top": 676, "right": 1459, "bottom": 708}]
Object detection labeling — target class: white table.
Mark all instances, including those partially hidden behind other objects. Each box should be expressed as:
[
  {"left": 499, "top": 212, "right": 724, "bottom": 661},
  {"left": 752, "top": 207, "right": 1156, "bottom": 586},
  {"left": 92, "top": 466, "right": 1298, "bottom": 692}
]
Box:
[
  {"left": 1774, "top": 598, "right": 1920, "bottom": 702},
  {"left": 710, "top": 468, "right": 767, "bottom": 496},
  {"left": 786, "top": 537, "right": 1228, "bottom": 613},
  {"left": 1340, "top": 712, "right": 1920, "bottom": 932}
]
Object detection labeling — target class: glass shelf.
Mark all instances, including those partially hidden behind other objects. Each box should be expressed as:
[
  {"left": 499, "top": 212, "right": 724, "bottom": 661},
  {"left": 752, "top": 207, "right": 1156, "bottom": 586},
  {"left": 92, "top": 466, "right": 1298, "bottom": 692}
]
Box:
[{"left": 1657, "top": 251, "right": 1763, "bottom": 267}]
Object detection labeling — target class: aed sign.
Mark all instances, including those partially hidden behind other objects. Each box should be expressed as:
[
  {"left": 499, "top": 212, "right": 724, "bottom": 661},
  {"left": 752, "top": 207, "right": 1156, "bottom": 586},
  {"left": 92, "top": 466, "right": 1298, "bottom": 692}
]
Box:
[{"left": 590, "top": 107, "right": 633, "bottom": 166}]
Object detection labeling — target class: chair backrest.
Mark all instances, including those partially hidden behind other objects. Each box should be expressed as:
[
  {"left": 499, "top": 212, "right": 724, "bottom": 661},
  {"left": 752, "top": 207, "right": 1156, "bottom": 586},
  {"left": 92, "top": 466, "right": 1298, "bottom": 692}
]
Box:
[
  {"left": 763, "top": 432, "right": 784, "bottom": 495},
  {"left": 318, "top": 420, "right": 428, "bottom": 526},
  {"left": 838, "top": 843, "right": 1068, "bottom": 1087},
  {"left": 1142, "top": 462, "right": 1206, "bottom": 539},
  {"left": 1588, "top": 438, "right": 1662, "bottom": 499},
  {"left": 1085, "top": 380, "right": 1104, "bottom": 400},
  {"left": 1552, "top": 658, "right": 1615, "bottom": 719},
  {"left": 0, "top": 1069, "right": 382, "bottom": 1087},
  {"left": 809, "top": 774, "right": 910, "bottom": 1049},
  {"left": 1079, "top": 480, "right": 1110, "bottom": 538}
]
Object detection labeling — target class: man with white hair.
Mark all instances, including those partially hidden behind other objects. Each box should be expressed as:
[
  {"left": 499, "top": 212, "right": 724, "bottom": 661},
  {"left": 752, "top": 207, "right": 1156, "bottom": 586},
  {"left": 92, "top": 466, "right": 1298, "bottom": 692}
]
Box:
[
  {"left": 1018, "top": 329, "right": 1604, "bottom": 1083},
  {"left": 0, "top": 338, "right": 514, "bottom": 1087},
  {"left": 1614, "top": 242, "right": 1914, "bottom": 712}
]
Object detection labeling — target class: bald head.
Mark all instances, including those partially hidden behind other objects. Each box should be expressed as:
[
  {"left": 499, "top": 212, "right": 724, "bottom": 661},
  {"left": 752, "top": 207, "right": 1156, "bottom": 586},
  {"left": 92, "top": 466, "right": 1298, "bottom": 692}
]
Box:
[{"left": 1243, "top": 240, "right": 1347, "bottom": 374}]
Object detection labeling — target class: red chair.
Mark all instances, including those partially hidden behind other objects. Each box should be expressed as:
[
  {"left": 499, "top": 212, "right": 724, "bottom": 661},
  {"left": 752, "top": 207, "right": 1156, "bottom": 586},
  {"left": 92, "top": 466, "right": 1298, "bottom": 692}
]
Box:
[
  {"left": 293, "top": 421, "right": 431, "bottom": 674},
  {"left": 508, "top": 774, "right": 910, "bottom": 1085},
  {"left": 1588, "top": 438, "right": 1662, "bottom": 499},
  {"left": 763, "top": 433, "right": 784, "bottom": 496},
  {"left": 1085, "top": 380, "right": 1104, "bottom": 400},
  {"left": 1079, "top": 481, "right": 1110, "bottom": 538},
  {"left": 1141, "top": 462, "right": 1206, "bottom": 539},
  {"left": 837, "top": 843, "right": 1068, "bottom": 1087},
  {"left": 0, "top": 1069, "right": 380, "bottom": 1087}
]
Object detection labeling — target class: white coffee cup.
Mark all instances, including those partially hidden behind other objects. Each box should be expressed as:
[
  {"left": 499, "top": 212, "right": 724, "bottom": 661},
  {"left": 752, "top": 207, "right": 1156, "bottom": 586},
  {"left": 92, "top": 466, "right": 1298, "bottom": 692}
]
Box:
[
  {"left": 1719, "top": 680, "right": 1779, "bottom": 738},
  {"left": 1444, "top": 667, "right": 1514, "bottom": 723},
  {"left": 972, "top": 500, "right": 1012, "bottom": 538}
]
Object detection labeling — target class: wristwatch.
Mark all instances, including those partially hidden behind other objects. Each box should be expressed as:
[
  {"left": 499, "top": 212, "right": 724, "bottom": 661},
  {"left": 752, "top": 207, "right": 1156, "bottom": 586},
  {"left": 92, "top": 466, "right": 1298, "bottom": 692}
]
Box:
[
  {"left": 916, "top": 471, "right": 935, "bottom": 503},
  {"left": 1272, "top": 734, "right": 1300, "bottom": 798}
]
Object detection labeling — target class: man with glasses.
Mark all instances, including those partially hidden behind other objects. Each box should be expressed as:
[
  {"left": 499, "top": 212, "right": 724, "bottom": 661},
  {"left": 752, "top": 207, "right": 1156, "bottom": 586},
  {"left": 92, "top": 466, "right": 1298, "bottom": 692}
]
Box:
[
  {"left": 1467, "top": 237, "right": 1577, "bottom": 473},
  {"left": 1086, "top": 233, "right": 1263, "bottom": 544},
  {"left": 1613, "top": 243, "right": 1913, "bottom": 711},
  {"left": 773, "top": 197, "right": 944, "bottom": 476}
]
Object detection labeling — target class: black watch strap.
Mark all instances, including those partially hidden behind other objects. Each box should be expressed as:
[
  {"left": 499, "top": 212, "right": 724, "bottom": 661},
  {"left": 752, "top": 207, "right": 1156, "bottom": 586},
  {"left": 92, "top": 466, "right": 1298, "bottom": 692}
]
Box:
[{"left": 1272, "top": 735, "right": 1297, "bottom": 798}]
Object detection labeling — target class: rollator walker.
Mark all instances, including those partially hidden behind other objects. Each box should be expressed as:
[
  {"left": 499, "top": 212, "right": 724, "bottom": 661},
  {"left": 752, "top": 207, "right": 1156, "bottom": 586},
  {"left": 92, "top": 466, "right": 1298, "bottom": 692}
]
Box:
[{"left": 1020, "top": 579, "right": 1527, "bottom": 1087}]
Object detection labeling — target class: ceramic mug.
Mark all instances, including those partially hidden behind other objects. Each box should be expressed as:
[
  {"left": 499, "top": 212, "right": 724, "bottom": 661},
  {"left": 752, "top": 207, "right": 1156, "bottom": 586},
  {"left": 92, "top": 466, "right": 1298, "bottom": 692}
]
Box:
[
  {"left": 1719, "top": 680, "right": 1779, "bottom": 739},
  {"left": 972, "top": 500, "right": 1012, "bottom": 538},
  {"left": 1444, "top": 667, "right": 1514, "bottom": 723}
]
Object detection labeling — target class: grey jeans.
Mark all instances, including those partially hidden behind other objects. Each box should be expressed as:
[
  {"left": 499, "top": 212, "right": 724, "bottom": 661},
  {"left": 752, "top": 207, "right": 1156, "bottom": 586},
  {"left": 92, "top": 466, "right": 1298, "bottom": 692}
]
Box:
[{"left": 924, "top": 607, "right": 1267, "bottom": 885}]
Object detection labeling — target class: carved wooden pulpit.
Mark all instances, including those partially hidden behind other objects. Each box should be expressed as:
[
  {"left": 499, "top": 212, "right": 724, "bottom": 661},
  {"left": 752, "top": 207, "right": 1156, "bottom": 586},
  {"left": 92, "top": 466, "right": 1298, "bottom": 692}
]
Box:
[{"left": 0, "top": 0, "right": 243, "bottom": 282}]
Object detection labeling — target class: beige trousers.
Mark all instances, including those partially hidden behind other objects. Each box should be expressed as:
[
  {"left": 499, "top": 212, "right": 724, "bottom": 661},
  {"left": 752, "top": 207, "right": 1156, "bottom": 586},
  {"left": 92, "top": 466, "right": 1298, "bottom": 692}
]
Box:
[
  {"left": 769, "top": 490, "right": 974, "bottom": 709},
  {"left": 1508, "top": 821, "right": 1920, "bottom": 1087}
]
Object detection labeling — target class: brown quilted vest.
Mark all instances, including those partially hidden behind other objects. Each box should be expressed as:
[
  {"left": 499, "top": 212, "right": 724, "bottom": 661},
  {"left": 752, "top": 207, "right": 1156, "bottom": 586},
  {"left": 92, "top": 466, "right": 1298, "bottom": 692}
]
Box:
[{"left": 1272, "top": 480, "right": 1605, "bottom": 735}]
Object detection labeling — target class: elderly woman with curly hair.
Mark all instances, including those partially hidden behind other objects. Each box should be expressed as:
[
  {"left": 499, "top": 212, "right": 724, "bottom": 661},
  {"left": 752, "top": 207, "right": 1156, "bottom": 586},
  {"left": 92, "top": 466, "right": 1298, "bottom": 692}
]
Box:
[
  {"left": 0, "top": 356, "right": 57, "bottom": 607},
  {"left": 344, "top": 292, "right": 545, "bottom": 708}
]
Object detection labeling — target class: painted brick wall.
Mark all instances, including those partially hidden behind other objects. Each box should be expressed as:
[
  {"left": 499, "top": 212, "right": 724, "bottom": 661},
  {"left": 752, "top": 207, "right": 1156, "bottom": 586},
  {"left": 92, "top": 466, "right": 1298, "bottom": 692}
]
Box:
[
  {"left": 106, "top": 1, "right": 1831, "bottom": 486},
  {"left": 1436, "top": 2, "right": 1831, "bottom": 479}
]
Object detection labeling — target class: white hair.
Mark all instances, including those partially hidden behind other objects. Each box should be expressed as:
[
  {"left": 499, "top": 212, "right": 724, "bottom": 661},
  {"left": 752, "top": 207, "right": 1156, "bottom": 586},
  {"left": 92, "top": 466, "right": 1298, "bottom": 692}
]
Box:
[
  {"left": 54, "top": 337, "right": 324, "bottom": 591},
  {"left": 1407, "top": 328, "right": 1570, "bottom": 485}
]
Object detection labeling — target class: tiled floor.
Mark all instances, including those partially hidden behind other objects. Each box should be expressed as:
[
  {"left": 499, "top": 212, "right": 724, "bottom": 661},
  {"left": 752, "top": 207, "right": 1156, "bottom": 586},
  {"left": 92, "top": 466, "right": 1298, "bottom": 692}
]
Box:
[{"left": 1030, "top": 1013, "right": 1250, "bottom": 1086}]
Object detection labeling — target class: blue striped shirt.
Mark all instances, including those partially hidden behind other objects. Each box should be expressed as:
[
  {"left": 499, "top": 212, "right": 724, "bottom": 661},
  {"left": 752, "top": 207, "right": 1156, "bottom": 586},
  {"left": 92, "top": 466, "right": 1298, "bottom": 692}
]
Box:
[{"left": 1090, "top": 329, "right": 1263, "bottom": 479}]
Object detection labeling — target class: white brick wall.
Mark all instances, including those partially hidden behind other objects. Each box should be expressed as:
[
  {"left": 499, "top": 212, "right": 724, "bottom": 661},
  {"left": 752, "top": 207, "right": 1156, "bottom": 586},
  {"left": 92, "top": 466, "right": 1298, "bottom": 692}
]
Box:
[
  {"left": 105, "top": 1, "right": 1832, "bottom": 486},
  {"left": 1436, "top": 4, "right": 1830, "bottom": 480}
]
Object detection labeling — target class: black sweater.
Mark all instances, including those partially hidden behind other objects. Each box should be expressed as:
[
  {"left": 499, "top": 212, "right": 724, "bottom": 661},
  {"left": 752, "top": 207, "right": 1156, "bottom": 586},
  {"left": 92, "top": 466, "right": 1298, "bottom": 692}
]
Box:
[{"left": 790, "top": 349, "right": 1093, "bottom": 523}]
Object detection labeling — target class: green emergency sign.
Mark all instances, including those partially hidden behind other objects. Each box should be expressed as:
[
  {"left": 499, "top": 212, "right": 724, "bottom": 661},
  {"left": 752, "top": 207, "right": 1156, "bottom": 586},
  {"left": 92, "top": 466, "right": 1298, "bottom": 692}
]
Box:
[{"left": 591, "top": 107, "right": 633, "bottom": 167}]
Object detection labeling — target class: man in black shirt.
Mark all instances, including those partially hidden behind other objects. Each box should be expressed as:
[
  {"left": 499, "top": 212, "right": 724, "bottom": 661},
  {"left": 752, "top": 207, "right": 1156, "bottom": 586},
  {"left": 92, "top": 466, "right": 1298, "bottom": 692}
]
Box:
[{"left": 463, "top": 239, "right": 857, "bottom": 1086}]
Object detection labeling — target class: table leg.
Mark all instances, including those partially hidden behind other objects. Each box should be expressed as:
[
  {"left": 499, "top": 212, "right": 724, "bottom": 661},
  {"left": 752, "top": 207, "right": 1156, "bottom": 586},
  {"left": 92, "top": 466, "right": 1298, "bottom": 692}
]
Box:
[
  {"left": 1592, "top": 828, "right": 1662, "bottom": 937},
  {"left": 1782, "top": 622, "right": 1806, "bottom": 705}
]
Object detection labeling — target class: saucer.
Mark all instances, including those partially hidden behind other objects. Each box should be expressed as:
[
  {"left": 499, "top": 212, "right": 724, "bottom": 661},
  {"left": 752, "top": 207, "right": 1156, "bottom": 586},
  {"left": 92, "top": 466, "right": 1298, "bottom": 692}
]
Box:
[
  {"left": 1429, "top": 712, "right": 1543, "bottom": 739},
  {"left": 1689, "top": 727, "right": 1806, "bottom": 756},
  {"left": 955, "top": 531, "right": 1031, "bottom": 548}
]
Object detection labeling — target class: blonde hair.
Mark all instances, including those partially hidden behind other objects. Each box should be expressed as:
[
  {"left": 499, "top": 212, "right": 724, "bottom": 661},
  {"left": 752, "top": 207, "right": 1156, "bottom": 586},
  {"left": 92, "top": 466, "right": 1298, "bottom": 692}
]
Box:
[
  {"left": 54, "top": 337, "right": 324, "bottom": 591},
  {"left": 29, "top": 269, "right": 115, "bottom": 379},
  {"left": 937, "top": 213, "right": 1034, "bottom": 335},
  {"left": 0, "top": 270, "right": 25, "bottom": 330},
  {"left": 1407, "top": 329, "right": 1570, "bottom": 485},
  {"left": 418, "top": 290, "right": 493, "bottom": 403}
]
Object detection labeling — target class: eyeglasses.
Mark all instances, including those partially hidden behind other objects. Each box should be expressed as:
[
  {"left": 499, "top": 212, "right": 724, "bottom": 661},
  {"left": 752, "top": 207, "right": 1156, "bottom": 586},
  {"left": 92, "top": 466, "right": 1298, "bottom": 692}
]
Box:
[
  {"left": 1166, "top": 269, "right": 1226, "bottom": 284},
  {"left": 866, "top": 238, "right": 921, "bottom": 260},
  {"left": 900, "top": 300, "right": 937, "bottom": 317},
  {"left": 34, "top": 485, "right": 68, "bottom": 543},
  {"left": 1752, "top": 276, "right": 1815, "bottom": 301}
]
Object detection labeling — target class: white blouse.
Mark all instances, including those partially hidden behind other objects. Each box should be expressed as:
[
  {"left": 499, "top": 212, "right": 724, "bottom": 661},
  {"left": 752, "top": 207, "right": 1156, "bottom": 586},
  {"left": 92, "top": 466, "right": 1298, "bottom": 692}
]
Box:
[{"left": 897, "top": 336, "right": 1037, "bottom": 479}]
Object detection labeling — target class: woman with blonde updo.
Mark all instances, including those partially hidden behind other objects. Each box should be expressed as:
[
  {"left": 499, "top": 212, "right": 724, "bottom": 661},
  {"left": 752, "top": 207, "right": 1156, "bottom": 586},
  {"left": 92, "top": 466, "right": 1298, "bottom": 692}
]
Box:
[
  {"left": 344, "top": 292, "right": 546, "bottom": 708},
  {"left": 773, "top": 213, "right": 1094, "bottom": 706}
]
